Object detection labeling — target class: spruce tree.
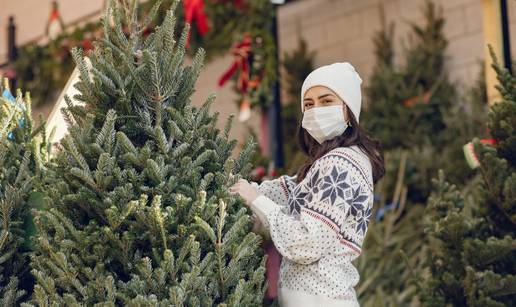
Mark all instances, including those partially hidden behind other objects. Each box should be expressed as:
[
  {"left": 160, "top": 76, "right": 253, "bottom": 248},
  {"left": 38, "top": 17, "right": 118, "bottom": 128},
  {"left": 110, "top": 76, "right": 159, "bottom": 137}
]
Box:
[
  {"left": 357, "top": 2, "right": 490, "bottom": 306},
  {"left": 27, "top": 1, "right": 266, "bottom": 305},
  {"left": 0, "top": 79, "right": 47, "bottom": 306},
  {"left": 364, "top": 1, "right": 454, "bottom": 150},
  {"left": 364, "top": 0, "right": 483, "bottom": 202},
  {"left": 419, "top": 49, "right": 515, "bottom": 306}
]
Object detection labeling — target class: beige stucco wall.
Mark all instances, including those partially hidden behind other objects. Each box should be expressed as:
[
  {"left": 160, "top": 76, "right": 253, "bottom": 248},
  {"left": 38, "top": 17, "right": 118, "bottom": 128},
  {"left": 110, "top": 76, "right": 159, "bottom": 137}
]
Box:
[
  {"left": 0, "top": 0, "right": 258, "bottom": 149},
  {"left": 0, "top": 0, "right": 104, "bottom": 59},
  {"left": 278, "top": 0, "right": 516, "bottom": 98},
  {"left": 2, "top": 0, "right": 515, "bottom": 154}
]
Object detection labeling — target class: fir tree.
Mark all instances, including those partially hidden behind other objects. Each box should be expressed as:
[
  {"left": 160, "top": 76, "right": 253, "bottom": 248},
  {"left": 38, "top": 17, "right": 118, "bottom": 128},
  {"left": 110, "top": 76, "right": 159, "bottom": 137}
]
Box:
[
  {"left": 0, "top": 79, "right": 47, "bottom": 306},
  {"left": 357, "top": 2, "right": 490, "bottom": 306},
  {"left": 364, "top": 0, "right": 482, "bottom": 202},
  {"left": 419, "top": 49, "right": 516, "bottom": 307},
  {"left": 26, "top": 1, "right": 266, "bottom": 305},
  {"left": 364, "top": 0, "right": 454, "bottom": 150},
  {"left": 356, "top": 151, "right": 427, "bottom": 307}
]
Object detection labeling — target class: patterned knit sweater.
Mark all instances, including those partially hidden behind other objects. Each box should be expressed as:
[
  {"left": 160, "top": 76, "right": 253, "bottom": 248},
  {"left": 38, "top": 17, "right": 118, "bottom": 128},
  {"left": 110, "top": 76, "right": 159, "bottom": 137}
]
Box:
[{"left": 250, "top": 145, "right": 373, "bottom": 306}]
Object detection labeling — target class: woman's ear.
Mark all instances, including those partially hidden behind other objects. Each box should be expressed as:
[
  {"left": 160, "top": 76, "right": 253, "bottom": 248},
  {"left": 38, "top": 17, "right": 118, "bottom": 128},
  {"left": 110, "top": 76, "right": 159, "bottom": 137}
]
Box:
[{"left": 343, "top": 105, "right": 352, "bottom": 126}]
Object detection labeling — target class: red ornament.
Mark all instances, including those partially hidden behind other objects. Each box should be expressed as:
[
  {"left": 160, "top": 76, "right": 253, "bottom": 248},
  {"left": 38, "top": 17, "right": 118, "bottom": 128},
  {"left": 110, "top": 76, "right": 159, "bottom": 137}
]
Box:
[
  {"left": 80, "top": 32, "right": 95, "bottom": 54},
  {"left": 183, "top": 0, "right": 210, "bottom": 49},
  {"left": 248, "top": 75, "right": 261, "bottom": 90},
  {"left": 81, "top": 39, "right": 94, "bottom": 54},
  {"left": 218, "top": 33, "right": 252, "bottom": 93},
  {"left": 403, "top": 91, "right": 431, "bottom": 108},
  {"left": 46, "top": 1, "right": 64, "bottom": 40},
  {"left": 251, "top": 166, "right": 266, "bottom": 182},
  {"left": 2, "top": 68, "right": 16, "bottom": 80},
  {"left": 463, "top": 138, "right": 497, "bottom": 169},
  {"left": 480, "top": 138, "right": 497, "bottom": 146}
]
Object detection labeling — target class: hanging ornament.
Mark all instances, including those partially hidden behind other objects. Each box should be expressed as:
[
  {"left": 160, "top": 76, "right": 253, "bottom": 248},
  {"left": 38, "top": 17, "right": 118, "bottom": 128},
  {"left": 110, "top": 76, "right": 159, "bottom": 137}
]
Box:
[
  {"left": 250, "top": 165, "right": 266, "bottom": 182},
  {"left": 183, "top": 0, "right": 210, "bottom": 49},
  {"left": 238, "top": 99, "right": 251, "bottom": 122},
  {"left": 46, "top": 1, "right": 65, "bottom": 40},
  {"left": 80, "top": 32, "right": 95, "bottom": 54},
  {"left": 2, "top": 78, "right": 25, "bottom": 140},
  {"left": 2, "top": 67, "right": 17, "bottom": 81},
  {"left": 463, "top": 138, "right": 497, "bottom": 169},
  {"left": 2, "top": 79, "right": 16, "bottom": 103},
  {"left": 248, "top": 75, "right": 262, "bottom": 91}
]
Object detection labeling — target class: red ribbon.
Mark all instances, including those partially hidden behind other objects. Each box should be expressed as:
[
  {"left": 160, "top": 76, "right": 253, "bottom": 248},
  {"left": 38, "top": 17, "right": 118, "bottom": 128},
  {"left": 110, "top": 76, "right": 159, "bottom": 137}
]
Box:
[
  {"left": 218, "top": 34, "right": 252, "bottom": 93},
  {"left": 183, "top": 0, "right": 210, "bottom": 49}
]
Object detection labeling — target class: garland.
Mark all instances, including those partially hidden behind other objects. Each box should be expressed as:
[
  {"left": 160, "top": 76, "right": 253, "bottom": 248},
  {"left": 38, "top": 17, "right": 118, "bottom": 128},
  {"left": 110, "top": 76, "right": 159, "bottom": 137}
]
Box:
[{"left": 7, "top": 0, "right": 276, "bottom": 111}]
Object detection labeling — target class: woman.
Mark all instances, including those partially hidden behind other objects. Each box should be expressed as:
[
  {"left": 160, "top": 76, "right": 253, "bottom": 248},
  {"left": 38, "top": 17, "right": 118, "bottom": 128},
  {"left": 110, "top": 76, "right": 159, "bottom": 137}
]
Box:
[{"left": 230, "top": 62, "right": 385, "bottom": 307}]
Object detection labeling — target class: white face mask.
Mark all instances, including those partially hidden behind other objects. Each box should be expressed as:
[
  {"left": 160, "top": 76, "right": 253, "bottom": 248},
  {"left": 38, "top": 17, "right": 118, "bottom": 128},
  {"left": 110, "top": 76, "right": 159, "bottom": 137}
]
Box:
[{"left": 301, "top": 105, "right": 348, "bottom": 144}]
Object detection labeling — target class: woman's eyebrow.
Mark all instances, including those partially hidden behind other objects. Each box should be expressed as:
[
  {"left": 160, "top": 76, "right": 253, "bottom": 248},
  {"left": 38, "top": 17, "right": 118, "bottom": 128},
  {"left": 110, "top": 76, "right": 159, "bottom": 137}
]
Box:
[
  {"left": 303, "top": 93, "right": 335, "bottom": 101},
  {"left": 318, "top": 93, "right": 334, "bottom": 99}
]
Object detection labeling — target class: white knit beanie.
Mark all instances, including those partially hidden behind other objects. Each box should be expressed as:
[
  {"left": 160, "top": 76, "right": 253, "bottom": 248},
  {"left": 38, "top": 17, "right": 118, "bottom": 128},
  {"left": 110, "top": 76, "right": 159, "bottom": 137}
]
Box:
[{"left": 301, "top": 62, "right": 363, "bottom": 123}]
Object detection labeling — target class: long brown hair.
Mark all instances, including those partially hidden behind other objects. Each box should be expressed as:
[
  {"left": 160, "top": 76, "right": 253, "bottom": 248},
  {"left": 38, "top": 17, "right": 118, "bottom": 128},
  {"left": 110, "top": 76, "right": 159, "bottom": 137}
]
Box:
[{"left": 296, "top": 105, "right": 385, "bottom": 184}]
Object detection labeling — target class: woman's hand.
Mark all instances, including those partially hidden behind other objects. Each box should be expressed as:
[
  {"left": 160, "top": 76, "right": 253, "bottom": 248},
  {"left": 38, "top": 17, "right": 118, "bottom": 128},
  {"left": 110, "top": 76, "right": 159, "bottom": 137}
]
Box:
[{"left": 229, "top": 179, "right": 260, "bottom": 206}]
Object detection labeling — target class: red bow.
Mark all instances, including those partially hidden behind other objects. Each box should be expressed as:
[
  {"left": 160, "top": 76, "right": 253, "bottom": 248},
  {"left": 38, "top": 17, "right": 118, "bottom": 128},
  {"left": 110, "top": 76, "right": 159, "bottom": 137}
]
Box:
[
  {"left": 218, "top": 34, "right": 252, "bottom": 93},
  {"left": 183, "top": 0, "right": 210, "bottom": 49}
]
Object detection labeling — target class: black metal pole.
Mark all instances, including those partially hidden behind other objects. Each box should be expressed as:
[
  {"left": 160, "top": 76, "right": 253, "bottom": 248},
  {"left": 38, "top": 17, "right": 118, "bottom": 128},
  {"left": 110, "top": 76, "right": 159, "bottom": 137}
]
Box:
[
  {"left": 500, "top": 0, "right": 512, "bottom": 73},
  {"left": 8, "top": 16, "right": 17, "bottom": 61},
  {"left": 7, "top": 16, "right": 17, "bottom": 90},
  {"left": 268, "top": 4, "right": 284, "bottom": 169}
]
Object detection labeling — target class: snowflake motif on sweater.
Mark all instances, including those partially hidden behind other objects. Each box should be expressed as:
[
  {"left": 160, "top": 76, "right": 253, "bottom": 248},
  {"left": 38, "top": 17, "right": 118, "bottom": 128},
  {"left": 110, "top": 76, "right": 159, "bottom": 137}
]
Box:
[{"left": 250, "top": 145, "right": 374, "bottom": 302}]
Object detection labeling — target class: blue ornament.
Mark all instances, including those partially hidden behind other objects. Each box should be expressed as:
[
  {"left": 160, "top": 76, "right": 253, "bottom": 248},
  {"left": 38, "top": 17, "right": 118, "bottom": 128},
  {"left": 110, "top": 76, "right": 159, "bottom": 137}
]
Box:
[
  {"left": 2, "top": 89, "right": 15, "bottom": 103},
  {"left": 2, "top": 86, "right": 22, "bottom": 140},
  {"left": 375, "top": 202, "right": 398, "bottom": 222}
]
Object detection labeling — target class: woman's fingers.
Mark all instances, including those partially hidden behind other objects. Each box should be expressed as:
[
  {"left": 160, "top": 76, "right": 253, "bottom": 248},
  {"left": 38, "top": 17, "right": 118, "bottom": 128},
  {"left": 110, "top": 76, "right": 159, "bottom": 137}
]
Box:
[
  {"left": 229, "top": 179, "right": 249, "bottom": 195},
  {"left": 229, "top": 183, "right": 240, "bottom": 194}
]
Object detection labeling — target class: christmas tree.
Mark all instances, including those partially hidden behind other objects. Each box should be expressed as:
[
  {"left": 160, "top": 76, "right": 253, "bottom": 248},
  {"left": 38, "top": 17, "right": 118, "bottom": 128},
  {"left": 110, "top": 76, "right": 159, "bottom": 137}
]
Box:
[
  {"left": 364, "top": 0, "right": 455, "bottom": 150},
  {"left": 363, "top": 0, "right": 485, "bottom": 202},
  {"left": 419, "top": 49, "right": 515, "bottom": 307},
  {"left": 0, "top": 79, "right": 47, "bottom": 306},
  {"left": 357, "top": 2, "right": 489, "bottom": 306},
  {"left": 356, "top": 150, "right": 427, "bottom": 307},
  {"left": 27, "top": 1, "right": 266, "bottom": 305}
]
